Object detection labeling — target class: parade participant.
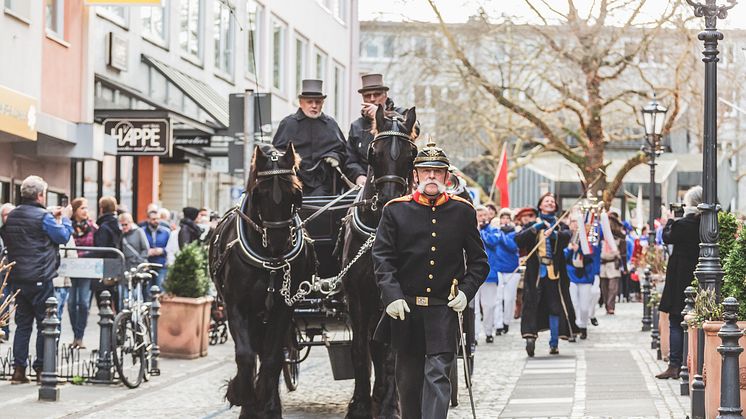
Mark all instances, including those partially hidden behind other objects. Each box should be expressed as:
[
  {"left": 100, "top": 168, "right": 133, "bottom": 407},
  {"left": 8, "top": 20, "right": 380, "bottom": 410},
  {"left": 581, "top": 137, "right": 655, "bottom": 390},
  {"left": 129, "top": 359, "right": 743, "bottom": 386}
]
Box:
[
  {"left": 656, "top": 186, "right": 702, "bottom": 380},
  {"left": 273, "top": 79, "right": 347, "bottom": 196},
  {"left": 516, "top": 193, "right": 578, "bottom": 356},
  {"left": 494, "top": 208, "right": 520, "bottom": 335},
  {"left": 513, "top": 207, "right": 539, "bottom": 319},
  {"left": 372, "top": 140, "right": 488, "bottom": 419},
  {"left": 345, "top": 73, "right": 409, "bottom": 186},
  {"left": 599, "top": 212, "right": 626, "bottom": 315},
  {"left": 0, "top": 176, "right": 73, "bottom": 383},
  {"left": 565, "top": 217, "right": 599, "bottom": 339},
  {"left": 476, "top": 205, "right": 500, "bottom": 342}
]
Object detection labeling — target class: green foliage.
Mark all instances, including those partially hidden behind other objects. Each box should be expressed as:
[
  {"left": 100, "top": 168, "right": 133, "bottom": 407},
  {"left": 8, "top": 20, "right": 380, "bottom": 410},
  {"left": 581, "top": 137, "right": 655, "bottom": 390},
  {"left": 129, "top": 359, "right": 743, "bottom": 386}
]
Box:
[
  {"left": 719, "top": 212, "right": 739, "bottom": 265},
  {"left": 164, "top": 242, "right": 210, "bottom": 298},
  {"left": 688, "top": 288, "right": 723, "bottom": 327},
  {"left": 722, "top": 224, "right": 746, "bottom": 319},
  {"left": 648, "top": 290, "right": 661, "bottom": 308},
  {"left": 71, "top": 375, "right": 85, "bottom": 385}
]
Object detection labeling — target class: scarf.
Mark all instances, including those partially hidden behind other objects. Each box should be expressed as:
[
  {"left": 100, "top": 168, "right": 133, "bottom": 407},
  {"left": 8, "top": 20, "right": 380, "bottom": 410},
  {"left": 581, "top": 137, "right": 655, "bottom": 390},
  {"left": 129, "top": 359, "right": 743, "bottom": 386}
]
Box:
[
  {"left": 73, "top": 219, "right": 92, "bottom": 238},
  {"left": 537, "top": 212, "right": 559, "bottom": 280}
]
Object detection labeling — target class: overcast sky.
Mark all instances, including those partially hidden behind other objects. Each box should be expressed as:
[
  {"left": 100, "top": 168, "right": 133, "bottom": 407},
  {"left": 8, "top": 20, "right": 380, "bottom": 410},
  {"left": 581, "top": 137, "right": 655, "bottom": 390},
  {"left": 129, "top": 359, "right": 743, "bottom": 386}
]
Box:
[{"left": 359, "top": 0, "right": 746, "bottom": 29}]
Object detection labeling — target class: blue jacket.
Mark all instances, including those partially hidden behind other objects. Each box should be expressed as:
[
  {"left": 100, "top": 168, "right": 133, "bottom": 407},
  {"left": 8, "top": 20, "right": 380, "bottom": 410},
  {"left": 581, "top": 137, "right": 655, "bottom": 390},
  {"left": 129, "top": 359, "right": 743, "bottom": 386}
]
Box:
[
  {"left": 480, "top": 225, "right": 519, "bottom": 282},
  {"left": 564, "top": 240, "right": 601, "bottom": 284},
  {"left": 144, "top": 224, "right": 170, "bottom": 266}
]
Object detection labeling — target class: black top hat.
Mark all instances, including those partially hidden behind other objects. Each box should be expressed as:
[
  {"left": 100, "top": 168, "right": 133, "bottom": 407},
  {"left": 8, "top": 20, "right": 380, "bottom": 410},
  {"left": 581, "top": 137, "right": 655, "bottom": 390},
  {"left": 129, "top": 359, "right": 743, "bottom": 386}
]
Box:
[
  {"left": 414, "top": 139, "right": 450, "bottom": 168},
  {"left": 298, "top": 79, "right": 327, "bottom": 99},
  {"left": 358, "top": 73, "right": 390, "bottom": 93}
]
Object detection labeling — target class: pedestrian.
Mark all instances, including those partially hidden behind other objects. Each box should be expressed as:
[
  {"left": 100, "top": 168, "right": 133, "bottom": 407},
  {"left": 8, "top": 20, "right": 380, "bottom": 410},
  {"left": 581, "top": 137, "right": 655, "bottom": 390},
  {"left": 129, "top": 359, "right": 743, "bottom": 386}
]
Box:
[
  {"left": 272, "top": 79, "right": 347, "bottom": 196},
  {"left": 178, "top": 207, "right": 202, "bottom": 249},
  {"left": 494, "top": 208, "right": 520, "bottom": 335},
  {"left": 119, "top": 212, "right": 150, "bottom": 298},
  {"left": 372, "top": 140, "right": 489, "bottom": 419},
  {"left": 53, "top": 236, "right": 76, "bottom": 326},
  {"left": 158, "top": 207, "right": 174, "bottom": 230},
  {"left": 565, "top": 217, "right": 599, "bottom": 340},
  {"left": 0, "top": 176, "right": 73, "bottom": 383},
  {"left": 345, "top": 73, "right": 410, "bottom": 187},
  {"left": 599, "top": 212, "right": 626, "bottom": 315},
  {"left": 0, "top": 203, "right": 15, "bottom": 341},
  {"left": 513, "top": 207, "right": 539, "bottom": 320},
  {"left": 516, "top": 192, "right": 578, "bottom": 356},
  {"left": 476, "top": 205, "right": 500, "bottom": 342},
  {"left": 656, "top": 185, "right": 702, "bottom": 380},
  {"left": 144, "top": 210, "right": 170, "bottom": 291},
  {"left": 93, "top": 196, "right": 122, "bottom": 310},
  {"left": 68, "top": 197, "right": 96, "bottom": 348}
]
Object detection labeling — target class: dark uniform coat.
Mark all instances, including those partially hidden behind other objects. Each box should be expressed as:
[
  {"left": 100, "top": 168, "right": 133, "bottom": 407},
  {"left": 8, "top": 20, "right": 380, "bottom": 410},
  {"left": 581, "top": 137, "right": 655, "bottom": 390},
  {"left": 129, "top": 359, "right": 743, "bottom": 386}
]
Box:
[
  {"left": 273, "top": 109, "right": 347, "bottom": 196},
  {"left": 345, "top": 98, "right": 405, "bottom": 181},
  {"left": 516, "top": 222, "right": 579, "bottom": 339},
  {"left": 372, "top": 191, "right": 489, "bottom": 355},
  {"left": 659, "top": 214, "right": 701, "bottom": 318}
]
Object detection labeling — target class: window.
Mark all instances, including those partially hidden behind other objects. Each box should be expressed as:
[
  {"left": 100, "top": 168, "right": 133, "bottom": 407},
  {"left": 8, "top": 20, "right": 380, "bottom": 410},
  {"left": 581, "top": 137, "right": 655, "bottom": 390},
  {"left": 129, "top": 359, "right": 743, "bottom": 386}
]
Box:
[
  {"left": 97, "top": 6, "right": 128, "bottom": 27},
  {"left": 295, "top": 34, "right": 308, "bottom": 96},
  {"left": 45, "top": 0, "right": 64, "bottom": 37},
  {"left": 214, "top": 1, "right": 234, "bottom": 76},
  {"left": 314, "top": 48, "right": 327, "bottom": 82},
  {"left": 142, "top": 2, "right": 167, "bottom": 45},
  {"left": 272, "top": 18, "right": 287, "bottom": 93},
  {"left": 180, "top": 0, "right": 202, "bottom": 60},
  {"left": 360, "top": 35, "right": 393, "bottom": 59},
  {"left": 333, "top": 0, "right": 347, "bottom": 22},
  {"left": 5, "top": 0, "right": 31, "bottom": 20},
  {"left": 246, "top": 1, "right": 263, "bottom": 79},
  {"left": 333, "top": 64, "right": 345, "bottom": 121}
]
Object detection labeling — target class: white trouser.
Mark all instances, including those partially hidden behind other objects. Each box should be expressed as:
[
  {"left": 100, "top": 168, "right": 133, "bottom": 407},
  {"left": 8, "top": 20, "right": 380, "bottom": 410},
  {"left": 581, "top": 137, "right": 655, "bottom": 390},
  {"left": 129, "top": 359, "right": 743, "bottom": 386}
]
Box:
[
  {"left": 569, "top": 282, "right": 594, "bottom": 328},
  {"left": 473, "top": 288, "right": 482, "bottom": 337},
  {"left": 478, "top": 282, "right": 498, "bottom": 335},
  {"left": 495, "top": 272, "right": 520, "bottom": 328},
  {"left": 589, "top": 275, "right": 601, "bottom": 318}
]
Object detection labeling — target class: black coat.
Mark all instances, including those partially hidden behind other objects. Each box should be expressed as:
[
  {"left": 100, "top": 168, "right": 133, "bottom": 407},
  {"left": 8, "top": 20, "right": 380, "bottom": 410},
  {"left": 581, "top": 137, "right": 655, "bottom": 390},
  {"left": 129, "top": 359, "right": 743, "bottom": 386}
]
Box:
[
  {"left": 345, "top": 98, "right": 405, "bottom": 181},
  {"left": 659, "top": 214, "right": 701, "bottom": 316},
  {"left": 94, "top": 213, "right": 122, "bottom": 250},
  {"left": 272, "top": 109, "right": 346, "bottom": 195},
  {"left": 372, "top": 192, "right": 489, "bottom": 355},
  {"left": 178, "top": 218, "right": 202, "bottom": 249},
  {"left": 515, "top": 223, "right": 579, "bottom": 339}
]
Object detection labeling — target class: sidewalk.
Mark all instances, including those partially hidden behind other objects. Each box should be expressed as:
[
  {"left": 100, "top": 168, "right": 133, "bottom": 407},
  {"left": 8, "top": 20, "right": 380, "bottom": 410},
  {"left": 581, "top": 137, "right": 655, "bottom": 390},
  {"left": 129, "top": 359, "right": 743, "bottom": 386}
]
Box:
[{"left": 0, "top": 301, "right": 688, "bottom": 418}]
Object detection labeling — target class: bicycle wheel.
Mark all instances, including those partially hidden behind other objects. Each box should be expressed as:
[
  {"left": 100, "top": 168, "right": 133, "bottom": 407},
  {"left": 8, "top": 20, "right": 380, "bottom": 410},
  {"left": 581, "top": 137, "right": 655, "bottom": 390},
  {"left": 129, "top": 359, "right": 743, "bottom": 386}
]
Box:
[
  {"left": 112, "top": 311, "right": 146, "bottom": 389},
  {"left": 141, "top": 311, "right": 153, "bottom": 382}
]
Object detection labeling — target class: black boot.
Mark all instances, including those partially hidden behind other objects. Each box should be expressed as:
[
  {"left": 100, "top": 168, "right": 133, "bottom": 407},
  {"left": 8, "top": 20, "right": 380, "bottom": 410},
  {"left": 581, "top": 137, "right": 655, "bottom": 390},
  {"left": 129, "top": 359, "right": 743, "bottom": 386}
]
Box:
[
  {"left": 526, "top": 338, "right": 536, "bottom": 357},
  {"left": 655, "top": 366, "right": 680, "bottom": 379},
  {"left": 486, "top": 335, "right": 494, "bottom": 343},
  {"left": 10, "top": 366, "right": 29, "bottom": 384},
  {"left": 590, "top": 317, "right": 599, "bottom": 326},
  {"left": 550, "top": 346, "right": 559, "bottom": 355},
  {"left": 580, "top": 328, "right": 588, "bottom": 340},
  {"left": 503, "top": 323, "right": 509, "bottom": 334}
]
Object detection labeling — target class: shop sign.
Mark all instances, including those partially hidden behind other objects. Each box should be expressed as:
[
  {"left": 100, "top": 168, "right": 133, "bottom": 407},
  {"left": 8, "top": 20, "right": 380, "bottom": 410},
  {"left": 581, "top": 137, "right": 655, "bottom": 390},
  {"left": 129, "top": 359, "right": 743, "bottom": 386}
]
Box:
[
  {"left": 0, "top": 85, "right": 37, "bottom": 141},
  {"left": 103, "top": 118, "right": 171, "bottom": 156},
  {"left": 86, "top": 0, "right": 162, "bottom": 5},
  {"left": 107, "top": 32, "right": 128, "bottom": 71},
  {"left": 174, "top": 135, "right": 211, "bottom": 147}
]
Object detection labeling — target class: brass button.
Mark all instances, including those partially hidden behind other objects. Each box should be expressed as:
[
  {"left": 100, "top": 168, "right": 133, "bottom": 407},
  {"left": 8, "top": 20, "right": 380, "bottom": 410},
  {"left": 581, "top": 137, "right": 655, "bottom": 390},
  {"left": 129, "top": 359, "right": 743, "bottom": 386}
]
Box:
[
  {"left": 432, "top": 232, "right": 437, "bottom": 237},
  {"left": 430, "top": 260, "right": 435, "bottom": 266},
  {"left": 431, "top": 219, "right": 437, "bottom": 224},
  {"left": 431, "top": 207, "right": 436, "bottom": 212},
  {"left": 428, "top": 274, "right": 434, "bottom": 279},
  {"left": 431, "top": 246, "right": 436, "bottom": 252},
  {"left": 426, "top": 287, "right": 432, "bottom": 293}
]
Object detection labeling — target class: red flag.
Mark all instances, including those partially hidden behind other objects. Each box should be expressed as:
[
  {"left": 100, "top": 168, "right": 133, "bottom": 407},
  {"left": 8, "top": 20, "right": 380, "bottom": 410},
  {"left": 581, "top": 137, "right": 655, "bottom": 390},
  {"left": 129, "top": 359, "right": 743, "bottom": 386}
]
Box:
[{"left": 494, "top": 145, "right": 510, "bottom": 207}]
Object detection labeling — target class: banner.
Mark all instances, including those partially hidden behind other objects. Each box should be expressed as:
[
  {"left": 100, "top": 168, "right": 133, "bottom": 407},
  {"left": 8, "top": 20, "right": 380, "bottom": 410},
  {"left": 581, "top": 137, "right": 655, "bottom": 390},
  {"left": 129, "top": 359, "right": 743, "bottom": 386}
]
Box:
[{"left": 0, "top": 85, "right": 37, "bottom": 141}]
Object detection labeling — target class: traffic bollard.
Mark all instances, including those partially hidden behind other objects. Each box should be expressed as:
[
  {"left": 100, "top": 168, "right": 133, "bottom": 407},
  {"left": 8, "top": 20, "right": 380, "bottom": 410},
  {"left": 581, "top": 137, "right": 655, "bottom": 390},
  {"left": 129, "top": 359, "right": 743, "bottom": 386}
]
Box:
[
  {"left": 150, "top": 285, "right": 161, "bottom": 376},
  {"left": 681, "top": 286, "right": 696, "bottom": 396},
  {"left": 692, "top": 326, "right": 706, "bottom": 419},
  {"left": 717, "top": 297, "right": 743, "bottom": 419},
  {"left": 641, "top": 268, "right": 652, "bottom": 331},
  {"left": 39, "top": 297, "right": 60, "bottom": 401},
  {"left": 651, "top": 303, "right": 660, "bottom": 351},
  {"left": 93, "top": 290, "right": 115, "bottom": 383}
]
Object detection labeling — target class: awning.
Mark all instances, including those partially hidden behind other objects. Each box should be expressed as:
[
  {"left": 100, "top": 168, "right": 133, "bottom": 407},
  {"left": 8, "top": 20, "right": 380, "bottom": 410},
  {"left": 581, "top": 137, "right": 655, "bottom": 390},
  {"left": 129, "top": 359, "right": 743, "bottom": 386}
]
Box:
[{"left": 141, "top": 54, "right": 229, "bottom": 128}]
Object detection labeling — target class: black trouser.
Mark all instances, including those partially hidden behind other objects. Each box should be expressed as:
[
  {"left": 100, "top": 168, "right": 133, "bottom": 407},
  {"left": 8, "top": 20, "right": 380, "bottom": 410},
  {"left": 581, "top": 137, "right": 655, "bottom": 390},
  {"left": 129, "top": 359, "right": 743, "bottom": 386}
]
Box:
[
  {"left": 12, "top": 280, "right": 54, "bottom": 369},
  {"left": 395, "top": 351, "right": 454, "bottom": 419},
  {"left": 668, "top": 313, "right": 684, "bottom": 368}
]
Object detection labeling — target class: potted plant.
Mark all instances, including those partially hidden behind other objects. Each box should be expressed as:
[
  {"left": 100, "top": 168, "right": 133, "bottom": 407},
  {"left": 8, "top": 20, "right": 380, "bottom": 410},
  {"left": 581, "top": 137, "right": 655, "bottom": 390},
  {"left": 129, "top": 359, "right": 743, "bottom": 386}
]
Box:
[{"left": 158, "top": 242, "right": 213, "bottom": 359}]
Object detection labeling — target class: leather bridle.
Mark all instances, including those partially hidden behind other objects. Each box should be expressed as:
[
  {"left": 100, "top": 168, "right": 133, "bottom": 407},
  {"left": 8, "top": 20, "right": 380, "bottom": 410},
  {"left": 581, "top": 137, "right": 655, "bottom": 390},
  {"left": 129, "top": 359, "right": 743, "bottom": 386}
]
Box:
[{"left": 367, "top": 129, "right": 417, "bottom": 202}]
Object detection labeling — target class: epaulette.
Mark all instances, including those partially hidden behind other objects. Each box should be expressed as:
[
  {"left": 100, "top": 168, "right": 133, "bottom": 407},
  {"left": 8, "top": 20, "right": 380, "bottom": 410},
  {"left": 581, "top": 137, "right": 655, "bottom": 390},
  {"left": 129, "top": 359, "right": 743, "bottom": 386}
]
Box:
[
  {"left": 449, "top": 194, "right": 474, "bottom": 208},
  {"left": 385, "top": 195, "right": 413, "bottom": 207}
]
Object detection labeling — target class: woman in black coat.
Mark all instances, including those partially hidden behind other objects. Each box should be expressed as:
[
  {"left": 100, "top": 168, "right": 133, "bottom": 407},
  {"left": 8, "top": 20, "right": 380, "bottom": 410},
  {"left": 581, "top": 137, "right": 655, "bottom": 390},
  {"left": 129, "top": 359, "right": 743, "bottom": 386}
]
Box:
[
  {"left": 656, "top": 186, "right": 702, "bottom": 379},
  {"left": 178, "top": 207, "right": 203, "bottom": 249},
  {"left": 516, "top": 192, "right": 578, "bottom": 357}
]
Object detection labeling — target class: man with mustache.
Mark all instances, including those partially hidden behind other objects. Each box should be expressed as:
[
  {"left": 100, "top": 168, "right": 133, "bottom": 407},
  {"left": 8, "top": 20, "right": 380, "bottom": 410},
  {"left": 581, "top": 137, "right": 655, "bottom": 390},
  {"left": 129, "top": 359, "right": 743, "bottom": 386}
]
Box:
[{"left": 372, "top": 140, "right": 489, "bottom": 419}]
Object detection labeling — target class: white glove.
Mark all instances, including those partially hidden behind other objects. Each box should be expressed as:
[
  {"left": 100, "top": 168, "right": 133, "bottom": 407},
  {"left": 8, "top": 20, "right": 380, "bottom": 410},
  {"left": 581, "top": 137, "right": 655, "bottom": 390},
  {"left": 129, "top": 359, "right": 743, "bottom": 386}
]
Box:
[
  {"left": 324, "top": 157, "right": 340, "bottom": 168},
  {"left": 386, "top": 299, "right": 410, "bottom": 320},
  {"left": 448, "top": 290, "right": 468, "bottom": 313}
]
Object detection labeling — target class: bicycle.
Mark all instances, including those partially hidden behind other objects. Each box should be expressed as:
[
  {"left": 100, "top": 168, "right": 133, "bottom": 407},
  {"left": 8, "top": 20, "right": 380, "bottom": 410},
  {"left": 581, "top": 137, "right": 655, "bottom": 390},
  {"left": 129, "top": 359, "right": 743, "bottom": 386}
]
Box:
[{"left": 112, "top": 262, "right": 161, "bottom": 389}]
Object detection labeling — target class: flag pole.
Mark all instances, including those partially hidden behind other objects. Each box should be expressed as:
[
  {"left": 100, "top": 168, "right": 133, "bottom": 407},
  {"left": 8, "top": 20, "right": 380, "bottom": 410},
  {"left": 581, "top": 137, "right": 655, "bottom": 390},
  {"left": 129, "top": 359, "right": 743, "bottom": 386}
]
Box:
[{"left": 488, "top": 143, "right": 507, "bottom": 203}]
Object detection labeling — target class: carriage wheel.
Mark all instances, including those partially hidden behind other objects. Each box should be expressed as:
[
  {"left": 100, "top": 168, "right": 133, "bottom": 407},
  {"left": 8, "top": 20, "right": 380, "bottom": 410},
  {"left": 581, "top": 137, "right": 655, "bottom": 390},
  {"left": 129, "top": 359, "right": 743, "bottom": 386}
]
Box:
[{"left": 282, "top": 346, "right": 300, "bottom": 392}]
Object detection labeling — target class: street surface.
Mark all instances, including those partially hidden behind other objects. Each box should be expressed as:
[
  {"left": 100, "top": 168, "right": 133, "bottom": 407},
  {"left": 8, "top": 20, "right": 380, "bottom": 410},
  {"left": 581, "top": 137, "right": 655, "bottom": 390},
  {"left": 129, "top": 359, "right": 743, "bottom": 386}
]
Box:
[{"left": 0, "top": 301, "right": 688, "bottom": 418}]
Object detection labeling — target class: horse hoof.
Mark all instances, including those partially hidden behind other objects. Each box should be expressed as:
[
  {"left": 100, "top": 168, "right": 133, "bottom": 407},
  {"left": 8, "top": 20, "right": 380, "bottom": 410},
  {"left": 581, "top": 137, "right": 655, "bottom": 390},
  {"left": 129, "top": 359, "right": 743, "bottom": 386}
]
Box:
[
  {"left": 346, "top": 403, "right": 373, "bottom": 419},
  {"left": 226, "top": 378, "right": 246, "bottom": 407}
]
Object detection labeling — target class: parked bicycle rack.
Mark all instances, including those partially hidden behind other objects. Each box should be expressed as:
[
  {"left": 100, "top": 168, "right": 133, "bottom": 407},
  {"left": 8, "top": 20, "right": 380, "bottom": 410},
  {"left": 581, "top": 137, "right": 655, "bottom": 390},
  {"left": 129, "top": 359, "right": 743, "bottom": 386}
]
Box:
[{"left": 0, "top": 246, "right": 162, "bottom": 399}]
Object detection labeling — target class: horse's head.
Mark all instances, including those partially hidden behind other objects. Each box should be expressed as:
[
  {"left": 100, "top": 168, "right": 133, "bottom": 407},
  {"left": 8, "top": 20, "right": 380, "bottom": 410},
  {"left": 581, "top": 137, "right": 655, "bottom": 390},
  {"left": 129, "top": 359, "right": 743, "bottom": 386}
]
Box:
[
  {"left": 368, "top": 105, "right": 419, "bottom": 206},
  {"left": 246, "top": 143, "right": 303, "bottom": 256}
]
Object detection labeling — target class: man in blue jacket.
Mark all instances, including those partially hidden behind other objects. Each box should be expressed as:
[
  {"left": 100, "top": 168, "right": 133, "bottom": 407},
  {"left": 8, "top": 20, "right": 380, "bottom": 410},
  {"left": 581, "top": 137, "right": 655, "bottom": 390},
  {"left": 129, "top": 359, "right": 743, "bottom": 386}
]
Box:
[
  {"left": 565, "top": 218, "right": 600, "bottom": 339},
  {"left": 476, "top": 206, "right": 500, "bottom": 342},
  {"left": 493, "top": 208, "right": 520, "bottom": 335},
  {"left": 144, "top": 210, "right": 170, "bottom": 294},
  {"left": 0, "top": 176, "right": 73, "bottom": 384}
]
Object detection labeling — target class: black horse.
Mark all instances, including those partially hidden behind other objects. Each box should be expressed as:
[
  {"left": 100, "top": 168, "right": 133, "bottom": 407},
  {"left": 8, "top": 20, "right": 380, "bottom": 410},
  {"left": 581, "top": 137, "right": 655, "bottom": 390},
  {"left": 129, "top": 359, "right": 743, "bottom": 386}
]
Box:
[
  {"left": 340, "top": 106, "right": 418, "bottom": 419},
  {"left": 209, "top": 143, "right": 315, "bottom": 419}
]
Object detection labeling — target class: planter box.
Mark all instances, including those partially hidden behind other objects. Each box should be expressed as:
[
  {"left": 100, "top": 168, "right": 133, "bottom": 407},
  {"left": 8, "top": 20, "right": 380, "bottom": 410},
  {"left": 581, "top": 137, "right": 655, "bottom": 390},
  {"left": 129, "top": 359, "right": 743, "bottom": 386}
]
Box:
[
  {"left": 158, "top": 295, "right": 214, "bottom": 359},
  {"left": 659, "top": 311, "right": 669, "bottom": 362},
  {"left": 702, "top": 320, "right": 746, "bottom": 418}
]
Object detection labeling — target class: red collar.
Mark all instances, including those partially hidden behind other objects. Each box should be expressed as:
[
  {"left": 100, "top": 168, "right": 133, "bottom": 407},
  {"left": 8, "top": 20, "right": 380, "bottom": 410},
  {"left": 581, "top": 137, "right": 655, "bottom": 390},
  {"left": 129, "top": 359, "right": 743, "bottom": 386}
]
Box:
[{"left": 413, "top": 191, "right": 450, "bottom": 207}]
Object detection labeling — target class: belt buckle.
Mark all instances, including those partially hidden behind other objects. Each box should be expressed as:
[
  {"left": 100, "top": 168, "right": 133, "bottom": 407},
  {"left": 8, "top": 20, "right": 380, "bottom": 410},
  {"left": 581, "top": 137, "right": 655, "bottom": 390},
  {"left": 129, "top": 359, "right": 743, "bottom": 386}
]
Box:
[{"left": 415, "top": 296, "right": 429, "bottom": 306}]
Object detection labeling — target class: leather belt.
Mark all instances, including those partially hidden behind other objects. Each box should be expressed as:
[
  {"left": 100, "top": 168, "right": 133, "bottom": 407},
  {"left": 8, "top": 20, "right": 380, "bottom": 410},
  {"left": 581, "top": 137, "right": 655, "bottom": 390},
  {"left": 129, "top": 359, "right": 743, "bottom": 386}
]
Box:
[{"left": 404, "top": 296, "right": 448, "bottom": 307}]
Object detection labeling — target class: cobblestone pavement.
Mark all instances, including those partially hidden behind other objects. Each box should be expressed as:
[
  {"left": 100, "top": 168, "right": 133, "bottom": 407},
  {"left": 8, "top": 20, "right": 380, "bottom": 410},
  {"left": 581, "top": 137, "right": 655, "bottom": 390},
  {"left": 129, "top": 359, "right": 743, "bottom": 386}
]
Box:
[{"left": 0, "top": 301, "right": 689, "bottom": 418}]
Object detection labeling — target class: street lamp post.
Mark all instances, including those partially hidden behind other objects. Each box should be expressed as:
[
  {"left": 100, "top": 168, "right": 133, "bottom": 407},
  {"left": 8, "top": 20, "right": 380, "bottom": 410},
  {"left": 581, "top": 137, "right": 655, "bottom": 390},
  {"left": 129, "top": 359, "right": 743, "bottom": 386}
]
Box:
[{"left": 640, "top": 96, "right": 667, "bottom": 333}]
